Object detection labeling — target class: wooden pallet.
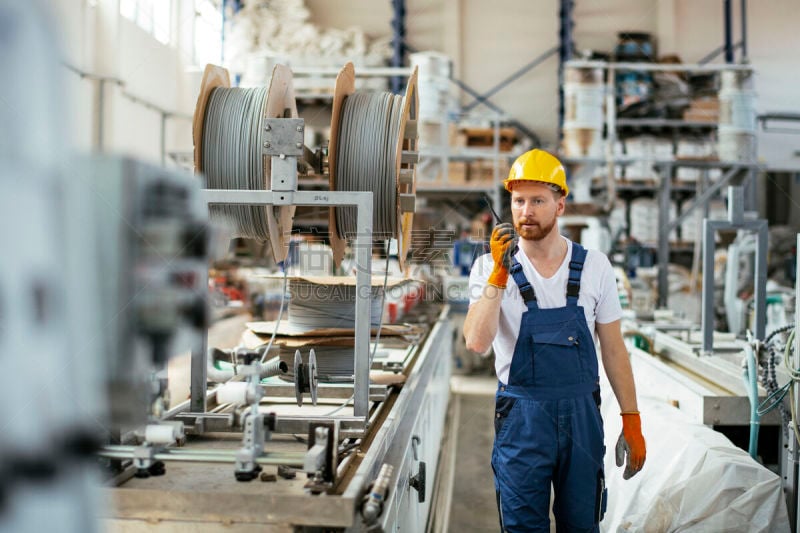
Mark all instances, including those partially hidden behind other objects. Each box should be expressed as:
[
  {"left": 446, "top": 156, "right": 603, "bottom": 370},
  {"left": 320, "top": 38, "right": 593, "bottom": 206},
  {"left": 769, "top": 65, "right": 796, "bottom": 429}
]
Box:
[{"left": 459, "top": 126, "right": 517, "bottom": 151}]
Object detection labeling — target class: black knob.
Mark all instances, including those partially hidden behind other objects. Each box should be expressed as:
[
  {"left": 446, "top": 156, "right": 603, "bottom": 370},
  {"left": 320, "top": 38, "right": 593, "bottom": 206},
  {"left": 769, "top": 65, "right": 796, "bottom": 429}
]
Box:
[{"left": 409, "top": 461, "right": 426, "bottom": 503}]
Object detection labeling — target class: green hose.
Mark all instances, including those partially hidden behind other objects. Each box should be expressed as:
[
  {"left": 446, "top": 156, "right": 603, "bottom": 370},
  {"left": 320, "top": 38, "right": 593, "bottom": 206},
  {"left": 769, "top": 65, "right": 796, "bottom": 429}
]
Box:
[{"left": 742, "top": 343, "right": 760, "bottom": 460}]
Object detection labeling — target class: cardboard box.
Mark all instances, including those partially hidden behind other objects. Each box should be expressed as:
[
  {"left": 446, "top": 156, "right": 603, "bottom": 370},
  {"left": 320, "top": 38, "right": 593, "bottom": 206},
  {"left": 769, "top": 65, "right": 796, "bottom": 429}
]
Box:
[{"left": 447, "top": 161, "right": 468, "bottom": 184}]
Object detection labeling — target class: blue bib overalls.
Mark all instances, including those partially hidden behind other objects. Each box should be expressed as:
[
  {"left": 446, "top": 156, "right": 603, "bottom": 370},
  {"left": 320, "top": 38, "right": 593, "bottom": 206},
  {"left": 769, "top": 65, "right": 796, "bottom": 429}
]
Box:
[{"left": 492, "top": 243, "right": 607, "bottom": 532}]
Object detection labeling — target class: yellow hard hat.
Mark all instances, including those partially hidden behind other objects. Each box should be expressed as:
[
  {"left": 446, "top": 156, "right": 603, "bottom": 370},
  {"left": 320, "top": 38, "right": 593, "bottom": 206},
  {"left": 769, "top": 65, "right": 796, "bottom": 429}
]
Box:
[{"left": 504, "top": 149, "right": 569, "bottom": 197}]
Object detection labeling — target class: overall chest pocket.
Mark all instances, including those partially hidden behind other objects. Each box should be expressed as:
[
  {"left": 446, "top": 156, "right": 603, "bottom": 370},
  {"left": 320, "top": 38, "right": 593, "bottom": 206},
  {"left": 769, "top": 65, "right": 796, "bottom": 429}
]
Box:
[{"left": 530, "top": 322, "right": 583, "bottom": 385}]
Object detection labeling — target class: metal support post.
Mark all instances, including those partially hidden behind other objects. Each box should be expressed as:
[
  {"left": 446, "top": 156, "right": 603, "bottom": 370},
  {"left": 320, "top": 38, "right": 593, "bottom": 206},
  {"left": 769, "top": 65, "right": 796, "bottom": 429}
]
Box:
[
  {"left": 740, "top": 0, "right": 748, "bottom": 60},
  {"left": 724, "top": 0, "right": 734, "bottom": 63},
  {"left": 190, "top": 272, "right": 208, "bottom": 412},
  {"left": 699, "top": 186, "right": 768, "bottom": 353},
  {"left": 353, "top": 192, "right": 373, "bottom": 418},
  {"left": 701, "top": 218, "right": 716, "bottom": 353},
  {"left": 558, "top": 0, "right": 574, "bottom": 140},
  {"left": 753, "top": 217, "right": 768, "bottom": 340},
  {"left": 791, "top": 233, "right": 800, "bottom": 531},
  {"left": 657, "top": 163, "right": 673, "bottom": 308},
  {"left": 390, "top": 0, "right": 407, "bottom": 94},
  {"left": 796, "top": 235, "right": 800, "bottom": 531},
  {"left": 728, "top": 184, "right": 744, "bottom": 225}
]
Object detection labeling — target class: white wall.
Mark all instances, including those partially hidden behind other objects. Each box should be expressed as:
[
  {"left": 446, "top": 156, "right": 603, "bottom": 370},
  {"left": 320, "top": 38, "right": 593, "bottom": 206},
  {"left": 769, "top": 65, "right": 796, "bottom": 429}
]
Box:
[{"left": 54, "top": 0, "right": 198, "bottom": 165}]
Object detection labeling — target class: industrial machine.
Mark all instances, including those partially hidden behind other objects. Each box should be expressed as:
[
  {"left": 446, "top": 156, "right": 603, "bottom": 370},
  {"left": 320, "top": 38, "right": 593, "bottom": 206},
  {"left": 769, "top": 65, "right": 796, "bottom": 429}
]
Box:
[
  {"left": 612, "top": 189, "right": 798, "bottom": 529},
  {"left": 87, "top": 64, "right": 452, "bottom": 531}
]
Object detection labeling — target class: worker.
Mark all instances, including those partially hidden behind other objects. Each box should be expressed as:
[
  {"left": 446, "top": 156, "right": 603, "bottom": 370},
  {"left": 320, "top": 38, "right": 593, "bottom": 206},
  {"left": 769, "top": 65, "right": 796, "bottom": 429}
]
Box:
[{"left": 463, "top": 149, "right": 646, "bottom": 532}]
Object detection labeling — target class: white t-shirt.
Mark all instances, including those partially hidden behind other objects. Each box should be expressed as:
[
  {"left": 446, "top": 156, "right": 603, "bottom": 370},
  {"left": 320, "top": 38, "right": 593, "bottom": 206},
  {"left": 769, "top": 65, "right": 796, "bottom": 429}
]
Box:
[{"left": 468, "top": 237, "right": 622, "bottom": 384}]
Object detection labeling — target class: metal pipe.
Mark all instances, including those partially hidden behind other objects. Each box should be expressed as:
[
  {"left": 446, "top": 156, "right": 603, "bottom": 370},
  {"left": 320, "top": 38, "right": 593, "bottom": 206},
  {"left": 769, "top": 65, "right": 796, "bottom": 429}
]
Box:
[
  {"left": 104, "top": 445, "right": 301, "bottom": 460},
  {"left": 724, "top": 0, "right": 734, "bottom": 63},
  {"left": 99, "top": 449, "right": 305, "bottom": 467}
]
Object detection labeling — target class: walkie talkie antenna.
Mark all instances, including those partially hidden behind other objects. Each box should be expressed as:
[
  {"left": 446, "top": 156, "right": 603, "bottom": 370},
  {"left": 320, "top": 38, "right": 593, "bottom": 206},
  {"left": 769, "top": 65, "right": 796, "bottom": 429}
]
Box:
[{"left": 483, "top": 194, "right": 502, "bottom": 224}]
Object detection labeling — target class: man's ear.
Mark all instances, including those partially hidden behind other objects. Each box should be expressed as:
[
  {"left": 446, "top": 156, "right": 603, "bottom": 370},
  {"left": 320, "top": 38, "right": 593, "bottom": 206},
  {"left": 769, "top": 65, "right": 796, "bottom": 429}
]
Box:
[{"left": 556, "top": 195, "right": 566, "bottom": 216}]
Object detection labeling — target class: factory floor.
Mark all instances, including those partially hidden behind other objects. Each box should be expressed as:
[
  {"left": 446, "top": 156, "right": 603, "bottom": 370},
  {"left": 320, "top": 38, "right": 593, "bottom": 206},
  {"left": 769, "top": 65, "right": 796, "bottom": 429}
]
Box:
[{"left": 448, "top": 376, "right": 558, "bottom": 533}]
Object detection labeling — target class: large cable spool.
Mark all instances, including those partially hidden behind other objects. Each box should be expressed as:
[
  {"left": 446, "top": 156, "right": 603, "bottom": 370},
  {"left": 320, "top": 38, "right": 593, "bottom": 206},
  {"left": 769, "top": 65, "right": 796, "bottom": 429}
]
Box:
[
  {"left": 193, "top": 64, "right": 296, "bottom": 263},
  {"left": 328, "top": 62, "right": 419, "bottom": 271}
]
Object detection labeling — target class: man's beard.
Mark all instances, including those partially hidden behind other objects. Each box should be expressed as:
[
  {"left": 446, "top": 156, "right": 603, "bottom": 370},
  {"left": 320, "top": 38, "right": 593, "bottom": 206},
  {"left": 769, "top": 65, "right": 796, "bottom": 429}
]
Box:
[{"left": 515, "top": 216, "right": 556, "bottom": 241}]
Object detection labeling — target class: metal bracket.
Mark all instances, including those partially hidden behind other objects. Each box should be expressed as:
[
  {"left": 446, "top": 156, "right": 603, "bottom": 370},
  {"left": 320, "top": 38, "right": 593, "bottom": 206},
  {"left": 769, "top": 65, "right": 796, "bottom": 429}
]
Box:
[
  {"left": 234, "top": 409, "right": 276, "bottom": 481},
  {"left": 304, "top": 421, "right": 338, "bottom": 493},
  {"left": 262, "top": 118, "right": 304, "bottom": 157},
  {"left": 271, "top": 155, "right": 298, "bottom": 192}
]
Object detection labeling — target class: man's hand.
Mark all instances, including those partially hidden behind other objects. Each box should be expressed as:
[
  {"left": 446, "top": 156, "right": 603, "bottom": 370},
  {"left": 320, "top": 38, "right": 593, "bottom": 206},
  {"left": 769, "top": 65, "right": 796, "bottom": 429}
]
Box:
[
  {"left": 487, "top": 223, "right": 517, "bottom": 289},
  {"left": 615, "top": 412, "right": 646, "bottom": 479}
]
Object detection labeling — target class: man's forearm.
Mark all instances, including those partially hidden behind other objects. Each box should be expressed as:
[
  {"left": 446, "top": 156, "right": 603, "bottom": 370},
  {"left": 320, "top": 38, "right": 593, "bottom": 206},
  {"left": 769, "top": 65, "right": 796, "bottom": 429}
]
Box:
[
  {"left": 463, "top": 284, "right": 503, "bottom": 354},
  {"left": 603, "top": 350, "right": 639, "bottom": 412},
  {"left": 597, "top": 321, "right": 639, "bottom": 412}
]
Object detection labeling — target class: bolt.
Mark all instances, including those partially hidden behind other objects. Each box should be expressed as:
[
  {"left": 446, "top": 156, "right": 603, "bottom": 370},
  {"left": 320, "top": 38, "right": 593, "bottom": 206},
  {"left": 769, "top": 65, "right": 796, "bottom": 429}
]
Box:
[
  {"left": 265, "top": 125, "right": 271, "bottom": 131},
  {"left": 296, "top": 125, "right": 303, "bottom": 132},
  {"left": 296, "top": 142, "right": 302, "bottom": 149},
  {"left": 264, "top": 142, "right": 271, "bottom": 148}
]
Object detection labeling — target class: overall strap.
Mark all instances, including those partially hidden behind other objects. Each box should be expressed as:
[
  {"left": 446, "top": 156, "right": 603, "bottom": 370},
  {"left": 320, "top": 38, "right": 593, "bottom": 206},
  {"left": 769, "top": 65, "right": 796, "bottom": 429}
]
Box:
[
  {"left": 509, "top": 258, "right": 538, "bottom": 308},
  {"left": 567, "top": 242, "right": 588, "bottom": 306}
]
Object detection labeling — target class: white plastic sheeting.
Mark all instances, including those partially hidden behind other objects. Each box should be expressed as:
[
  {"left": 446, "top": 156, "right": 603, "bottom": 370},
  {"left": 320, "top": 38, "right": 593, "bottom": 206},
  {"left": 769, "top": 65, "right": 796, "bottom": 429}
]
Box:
[
  {"left": 599, "top": 379, "right": 790, "bottom": 532},
  {"left": 226, "top": 0, "right": 391, "bottom": 80}
]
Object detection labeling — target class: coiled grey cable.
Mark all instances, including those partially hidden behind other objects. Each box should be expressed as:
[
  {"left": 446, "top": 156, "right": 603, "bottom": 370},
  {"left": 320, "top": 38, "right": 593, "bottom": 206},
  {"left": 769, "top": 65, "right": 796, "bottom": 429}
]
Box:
[
  {"left": 335, "top": 91, "right": 404, "bottom": 240},
  {"left": 203, "top": 86, "right": 273, "bottom": 240},
  {"left": 287, "top": 280, "right": 385, "bottom": 330}
]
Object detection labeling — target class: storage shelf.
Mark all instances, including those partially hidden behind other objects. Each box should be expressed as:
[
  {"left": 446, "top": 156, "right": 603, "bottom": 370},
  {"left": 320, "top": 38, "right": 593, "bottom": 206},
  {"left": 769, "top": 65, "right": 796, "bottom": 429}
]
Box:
[
  {"left": 416, "top": 183, "right": 498, "bottom": 194},
  {"left": 420, "top": 148, "right": 521, "bottom": 161},
  {"left": 616, "top": 118, "right": 717, "bottom": 130},
  {"left": 565, "top": 60, "right": 753, "bottom": 73},
  {"left": 591, "top": 181, "right": 698, "bottom": 197}
]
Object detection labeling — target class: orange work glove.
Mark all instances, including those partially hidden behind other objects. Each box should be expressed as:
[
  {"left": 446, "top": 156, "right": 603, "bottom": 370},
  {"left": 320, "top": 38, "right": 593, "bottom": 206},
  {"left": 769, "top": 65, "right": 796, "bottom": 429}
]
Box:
[
  {"left": 615, "top": 412, "right": 646, "bottom": 479},
  {"left": 487, "top": 223, "right": 517, "bottom": 289}
]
